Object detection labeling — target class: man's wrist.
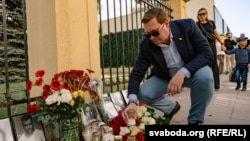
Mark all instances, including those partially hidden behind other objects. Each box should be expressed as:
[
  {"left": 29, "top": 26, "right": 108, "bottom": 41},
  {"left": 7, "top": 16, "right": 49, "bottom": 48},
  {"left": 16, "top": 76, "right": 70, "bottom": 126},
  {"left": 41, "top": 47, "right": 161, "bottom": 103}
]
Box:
[{"left": 128, "top": 99, "right": 138, "bottom": 105}]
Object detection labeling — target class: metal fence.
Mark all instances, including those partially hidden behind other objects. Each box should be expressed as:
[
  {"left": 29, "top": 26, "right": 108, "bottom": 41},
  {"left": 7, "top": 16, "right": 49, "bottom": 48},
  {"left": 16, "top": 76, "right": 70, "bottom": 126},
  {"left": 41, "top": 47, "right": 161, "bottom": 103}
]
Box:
[{"left": 0, "top": 0, "right": 29, "bottom": 118}]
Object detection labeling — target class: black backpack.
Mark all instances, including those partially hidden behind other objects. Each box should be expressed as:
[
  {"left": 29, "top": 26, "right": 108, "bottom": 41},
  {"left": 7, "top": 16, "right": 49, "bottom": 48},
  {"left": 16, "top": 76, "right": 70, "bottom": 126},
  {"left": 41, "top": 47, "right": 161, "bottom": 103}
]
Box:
[{"left": 229, "top": 67, "right": 237, "bottom": 82}]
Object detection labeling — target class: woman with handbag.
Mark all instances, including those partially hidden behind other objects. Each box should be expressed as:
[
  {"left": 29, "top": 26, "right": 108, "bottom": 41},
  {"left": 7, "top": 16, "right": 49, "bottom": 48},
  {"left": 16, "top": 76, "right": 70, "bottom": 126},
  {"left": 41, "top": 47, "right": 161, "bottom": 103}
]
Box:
[{"left": 196, "top": 8, "right": 225, "bottom": 91}]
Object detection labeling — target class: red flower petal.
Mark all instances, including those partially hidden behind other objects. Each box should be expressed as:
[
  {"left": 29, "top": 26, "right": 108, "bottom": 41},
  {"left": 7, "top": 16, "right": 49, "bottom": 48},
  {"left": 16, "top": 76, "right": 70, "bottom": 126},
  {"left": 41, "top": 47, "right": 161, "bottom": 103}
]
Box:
[
  {"left": 27, "top": 103, "right": 40, "bottom": 113},
  {"left": 42, "top": 85, "right": 50, "bottom": 93},
  {"left": 26, "top": 80, "right": 33, "bottom": 91},
  {"left": 52, "top": 73, "right": 60, "bottom": 81},
  {"left": 35, "top": 70, "right": 45, "bottom": 77},
  {"left": 35, "top": 78, "right": 43, "bottom": 86},
  {"left": 50, "top": 80, "right": 61, "bottom": 91},
  {"left": 108, "top": 108, "right": 127, "bottom": 135}
]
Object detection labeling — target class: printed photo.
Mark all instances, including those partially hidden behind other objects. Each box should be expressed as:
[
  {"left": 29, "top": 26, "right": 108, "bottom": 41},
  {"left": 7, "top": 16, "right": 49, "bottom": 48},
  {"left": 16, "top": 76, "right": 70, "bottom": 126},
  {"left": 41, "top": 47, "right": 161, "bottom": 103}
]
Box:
[
  {"left": 102, "top": 94, "right": 118, "bottom": 119},
  {"left": 81, "top": 102, "right": 102, "bottom": 126},
  {"left": 121, "top": 89, "right": 129, "bottom": 105},
  {"left": 12, "top": 113, "right": 46, "bottom": 141},
  {"left": 109, "top": 91, "right": 126, "bottom": 112},
  {"left": 0, "top": 118, "right": 14, "bottom": 141}
]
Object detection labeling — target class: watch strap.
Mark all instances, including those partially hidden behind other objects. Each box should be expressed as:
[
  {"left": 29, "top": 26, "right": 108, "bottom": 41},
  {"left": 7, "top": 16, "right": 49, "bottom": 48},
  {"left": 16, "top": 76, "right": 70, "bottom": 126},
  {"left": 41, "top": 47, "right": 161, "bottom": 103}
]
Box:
[{"left": 128, "top": 100, "right": 138, "bottom": 105}]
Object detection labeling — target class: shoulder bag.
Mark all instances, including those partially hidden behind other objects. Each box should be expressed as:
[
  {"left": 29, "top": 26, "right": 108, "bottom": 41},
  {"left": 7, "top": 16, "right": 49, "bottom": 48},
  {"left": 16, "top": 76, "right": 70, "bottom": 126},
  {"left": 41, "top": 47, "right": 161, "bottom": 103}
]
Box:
[{"left": 198, "top": 22, "right": 215, "bottom": 42}]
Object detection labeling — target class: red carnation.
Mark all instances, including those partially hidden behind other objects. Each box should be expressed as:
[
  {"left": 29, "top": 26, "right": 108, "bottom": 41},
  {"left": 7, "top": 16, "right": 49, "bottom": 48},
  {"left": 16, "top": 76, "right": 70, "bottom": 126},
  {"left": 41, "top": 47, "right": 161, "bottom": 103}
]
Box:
[
  {"left": 35, "top": 70, "right": 45, "bottom": 77},
  {"left": 50, "top": 80, "right": 61, "bottom": 91},
  {"left": 26, "top": 80, "right": 33, "bottom": 91},
  {"left": 35, "top": 78, "right": 43, "bottom": 86},
  {"left": 27, "top": 103, "right": 40, "bottom": 113}
]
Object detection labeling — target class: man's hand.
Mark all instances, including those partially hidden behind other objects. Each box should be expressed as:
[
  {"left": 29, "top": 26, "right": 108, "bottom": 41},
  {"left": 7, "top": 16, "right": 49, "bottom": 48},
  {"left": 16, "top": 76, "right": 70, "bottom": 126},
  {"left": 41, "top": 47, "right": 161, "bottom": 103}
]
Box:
[
  {"left": 221, "top": 45, "right": 226, "bottom": 51},
  {"left": 122, "top": 103, "right": 137, "bottom": 123},
  {"left": 167, "top": 71, "right": 185, "bottom": 95}
]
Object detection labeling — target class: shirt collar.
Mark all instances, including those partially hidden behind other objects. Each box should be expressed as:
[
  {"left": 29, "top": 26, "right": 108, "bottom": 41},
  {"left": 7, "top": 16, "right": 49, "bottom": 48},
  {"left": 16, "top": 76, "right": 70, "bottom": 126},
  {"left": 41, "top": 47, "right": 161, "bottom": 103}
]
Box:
[{"left": 158, "top": 30, "right": 173, "bottom": 48}]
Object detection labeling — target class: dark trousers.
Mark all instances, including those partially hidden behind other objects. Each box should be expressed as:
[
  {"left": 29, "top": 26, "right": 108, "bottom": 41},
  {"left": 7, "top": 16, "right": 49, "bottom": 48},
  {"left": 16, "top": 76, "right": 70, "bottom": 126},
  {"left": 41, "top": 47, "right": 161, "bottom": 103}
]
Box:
[
  {"left": 235, "top": 64, "right": 249, "bottom": 88},
  {"left": 210, "top": 42, "right": 220, "bottom": 89}
]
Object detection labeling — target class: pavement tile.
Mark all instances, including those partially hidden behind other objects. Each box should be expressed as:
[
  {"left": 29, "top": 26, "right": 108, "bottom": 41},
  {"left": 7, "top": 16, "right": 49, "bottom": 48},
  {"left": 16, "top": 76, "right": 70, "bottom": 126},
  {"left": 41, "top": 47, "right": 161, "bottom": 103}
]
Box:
[{"left": 171, "top": 73, "right": 250, "bottom": 125}]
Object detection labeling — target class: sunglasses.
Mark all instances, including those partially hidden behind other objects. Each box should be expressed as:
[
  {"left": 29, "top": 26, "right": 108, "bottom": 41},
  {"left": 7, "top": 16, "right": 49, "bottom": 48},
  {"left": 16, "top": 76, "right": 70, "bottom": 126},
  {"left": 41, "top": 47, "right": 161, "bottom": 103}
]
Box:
[
  {"left": 198, "top": 13, "right": 207, "bottom": 16},
  {"left": 144, "top": 24, "right": 164, "bottom": 38}
]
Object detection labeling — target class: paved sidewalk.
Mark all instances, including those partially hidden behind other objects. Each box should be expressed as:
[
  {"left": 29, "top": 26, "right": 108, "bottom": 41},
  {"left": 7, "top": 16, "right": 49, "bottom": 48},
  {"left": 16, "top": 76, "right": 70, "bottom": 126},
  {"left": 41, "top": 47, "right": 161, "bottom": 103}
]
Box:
[{"left": 171, "top": 73, "right": 250, "bottom": 125}]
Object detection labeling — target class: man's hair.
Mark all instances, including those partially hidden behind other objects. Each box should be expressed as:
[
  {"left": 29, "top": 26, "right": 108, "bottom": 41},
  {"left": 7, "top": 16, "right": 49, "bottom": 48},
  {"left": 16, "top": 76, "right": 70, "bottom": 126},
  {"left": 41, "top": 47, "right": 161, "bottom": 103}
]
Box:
[
  {"left": 21, "top": 114, "right": 33, "bottom": 124},
  {"left": 141, "top": 7, "right": 167, "bottom": 24}
]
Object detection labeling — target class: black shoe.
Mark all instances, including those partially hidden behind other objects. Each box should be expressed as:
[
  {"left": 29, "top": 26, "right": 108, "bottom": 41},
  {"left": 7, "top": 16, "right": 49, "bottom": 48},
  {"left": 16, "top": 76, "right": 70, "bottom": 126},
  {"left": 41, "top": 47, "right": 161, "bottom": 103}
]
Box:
[
  {"left": 165, "top": 101, "right": 181, "bottom": 120},
  {"left": 215, "top": 88, "right": 219, "bottom": 91},
  {"left": 241, "top": 88, "right": 246, "bottom": 91},
  {"left": 188, "top": 121, "right": 203, "bottom": 125},
  {"left": 235, "top": 86, "right": 240, "bottom": 90}
]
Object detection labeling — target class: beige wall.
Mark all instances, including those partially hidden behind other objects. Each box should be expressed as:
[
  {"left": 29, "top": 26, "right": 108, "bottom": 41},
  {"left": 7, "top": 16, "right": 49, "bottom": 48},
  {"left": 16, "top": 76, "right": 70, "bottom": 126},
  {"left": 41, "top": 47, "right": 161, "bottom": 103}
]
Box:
[
  {"left": 166, "top": 0, "right": 188, "bottom": 19},
  {"left": 186, "top": 0, "right": 214, "bottom": 22},
  {"left": 26, "top": 0, "right": 100, "bottom": 97},
  {"left": 101, "top": 10, "right": 145, "bottom": 35}
]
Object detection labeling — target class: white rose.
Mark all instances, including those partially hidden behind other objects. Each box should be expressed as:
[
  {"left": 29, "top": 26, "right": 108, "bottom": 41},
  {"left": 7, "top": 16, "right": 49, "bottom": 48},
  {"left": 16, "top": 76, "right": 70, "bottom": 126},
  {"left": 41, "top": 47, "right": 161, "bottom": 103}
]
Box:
[
  {"left": 140, "top": 106, "right": 147, "bottom": 113},
  {"left": 127, "top": 118, "right": 136, "bottom": 126},
  {"left": 119, "top": 127, "right": 130, "bottom": 136},
  {"left": 138, "top": 123, "right": 145, "bottom": 130},
  {"left": 144, "top": 112, "right": 151, "bottom": 116},
  {"left": 153, "top": 114, "right": 160, "bottom": 119},
  {"left": 45, "top": 91, "right": 59, "bottom": 105},
  {"left": 141, "top": 116, "right": 148, "bottom": 123},
  {"left": 137, "top": 110, "right": 143, "bottom": 118},
  {"left": 148, "top": 117, "right": 156, "bottom": 125},
  {"left": 60, "top": 89, "right": 73, "bottom": 103}
]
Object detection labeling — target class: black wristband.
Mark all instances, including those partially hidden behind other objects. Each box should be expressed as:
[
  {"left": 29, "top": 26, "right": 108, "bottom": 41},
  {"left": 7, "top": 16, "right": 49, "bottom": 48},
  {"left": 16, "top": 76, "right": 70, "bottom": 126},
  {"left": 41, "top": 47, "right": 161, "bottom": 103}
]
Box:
[{"left": 128, "top": 100, "right": 138, "bottom": 105}]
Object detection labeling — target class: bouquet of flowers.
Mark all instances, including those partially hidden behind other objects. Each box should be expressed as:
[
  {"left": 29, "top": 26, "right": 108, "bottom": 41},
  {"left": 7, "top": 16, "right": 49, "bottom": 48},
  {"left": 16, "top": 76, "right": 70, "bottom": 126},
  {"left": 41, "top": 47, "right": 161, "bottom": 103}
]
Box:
[
  {"left": 26, "top": 69, "right": 100, "bottom": 129},
  {"left": 108, "top": 104, "right": 170, "bottom": 141}
]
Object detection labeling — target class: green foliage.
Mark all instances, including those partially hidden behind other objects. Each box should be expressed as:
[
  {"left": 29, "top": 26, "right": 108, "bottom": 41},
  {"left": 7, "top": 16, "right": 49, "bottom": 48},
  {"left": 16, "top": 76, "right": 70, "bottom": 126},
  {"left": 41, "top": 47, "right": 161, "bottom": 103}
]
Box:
[
  {"left": 147, "top": 106, "right": 170, "bottom": 125},
  {"left": 100, "top": 28, "right": 144, "bottom": 67},
  {"left": 0, "top": 0, "right": 26, "bottom": 84}
]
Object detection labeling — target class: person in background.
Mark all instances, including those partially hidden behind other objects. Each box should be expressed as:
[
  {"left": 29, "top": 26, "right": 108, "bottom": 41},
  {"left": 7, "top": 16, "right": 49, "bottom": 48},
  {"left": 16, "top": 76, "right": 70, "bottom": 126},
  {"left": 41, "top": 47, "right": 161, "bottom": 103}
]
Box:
[
  {"left": 216, "top": 39, "right": 225, "bottom": 74},
  {"left": 224, "top": 32, "right": 237, "bottom": 74},
  {"left": 19, "top": 114, "right": 45, "bottom": 141},
  {"left": 122, "top": 7, "right": 214, "bottom": 125},
  {"left": 196, "top": 7, "right": 225, "bottom": 91},
  {"left": 222, "top": 34, "right": 250, "bottom": 91},
  {"left": 246, "top": 37, "right": 250, "bottom": 47}
]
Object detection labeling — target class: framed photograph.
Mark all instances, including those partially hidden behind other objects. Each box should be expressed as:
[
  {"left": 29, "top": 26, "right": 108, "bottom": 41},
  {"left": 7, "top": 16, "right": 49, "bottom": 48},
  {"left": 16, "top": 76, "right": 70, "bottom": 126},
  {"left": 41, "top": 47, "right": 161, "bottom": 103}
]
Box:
[
  {"left": 102, "top": 93, "right": 118, "bottom": 119},
  {"left": 12, "top": 113, "right": 46, "bottom": 141},
  {"left": 121, "top": 89, "right": 129, "bottom": 105},
  {"left": 109, "top": 91, "right": 126, "bottom": 112},
  {"left": 0, "top": 118, "right": 14, "bottom": 141},
  {"left": 81, "top": 102, "right": 102, "bottom": 126}
]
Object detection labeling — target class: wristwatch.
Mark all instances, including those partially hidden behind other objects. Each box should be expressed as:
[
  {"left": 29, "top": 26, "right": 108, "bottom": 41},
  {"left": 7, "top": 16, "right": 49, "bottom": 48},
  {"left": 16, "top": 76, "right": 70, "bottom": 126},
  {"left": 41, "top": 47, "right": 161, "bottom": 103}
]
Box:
[{"left": 128, "top": 99, "right": 138, "bottom": 105}]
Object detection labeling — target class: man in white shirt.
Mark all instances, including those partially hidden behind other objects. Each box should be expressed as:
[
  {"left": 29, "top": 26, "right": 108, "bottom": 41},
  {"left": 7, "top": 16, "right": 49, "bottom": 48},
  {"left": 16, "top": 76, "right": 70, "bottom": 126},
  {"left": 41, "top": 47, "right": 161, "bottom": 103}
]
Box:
[
  {"left": 18, "top": 114, "right": 45, "bottom": 141},
  {"left": 216, "top": 39, "right": 225, "bottom": 74}
]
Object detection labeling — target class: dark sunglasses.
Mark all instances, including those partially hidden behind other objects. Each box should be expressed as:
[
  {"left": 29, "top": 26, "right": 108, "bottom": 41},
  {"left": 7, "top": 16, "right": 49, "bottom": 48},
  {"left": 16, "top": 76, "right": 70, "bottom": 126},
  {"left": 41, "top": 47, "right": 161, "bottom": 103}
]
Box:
[
  {"left": 198, "top": 13, "right": 207, "bottom": 16},
  {"left": 144, "top": 24, "right": 164, "bottom": 38}
]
